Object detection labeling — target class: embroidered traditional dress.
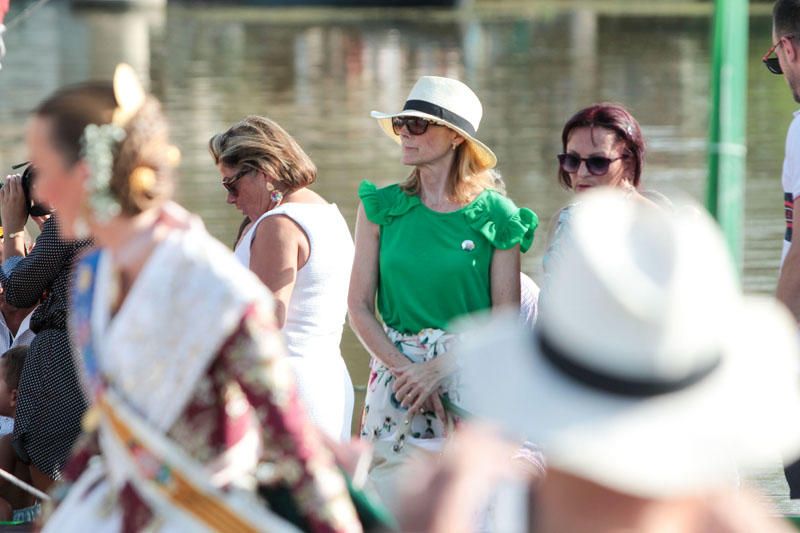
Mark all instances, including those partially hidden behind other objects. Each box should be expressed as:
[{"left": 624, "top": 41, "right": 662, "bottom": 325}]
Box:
[{"left": 46, "top": 224, "right": 361, "bottom": 533}]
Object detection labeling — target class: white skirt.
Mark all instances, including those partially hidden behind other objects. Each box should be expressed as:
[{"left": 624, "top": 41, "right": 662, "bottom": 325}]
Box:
[{"left": 288, "top": 354, "right": 354, "bottom": 442}]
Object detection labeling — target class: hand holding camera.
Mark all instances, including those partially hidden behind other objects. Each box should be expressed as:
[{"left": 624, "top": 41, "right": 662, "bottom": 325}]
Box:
[
  {"left": 0, "top": 163, "right": 52, "bottom": 236},
  {"left": 0, "top": 173, "right": 28, "bottom": 236}
]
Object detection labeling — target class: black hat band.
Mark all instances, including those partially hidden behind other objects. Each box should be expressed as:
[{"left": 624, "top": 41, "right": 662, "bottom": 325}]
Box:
[
  {"left": 402, "top": 100, "right": 477, "bottom": 138},
  {"left": 536, "top": 333, "right": 721, "bottom": 398}
]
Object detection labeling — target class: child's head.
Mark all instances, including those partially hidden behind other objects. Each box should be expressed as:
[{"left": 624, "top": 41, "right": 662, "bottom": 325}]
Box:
[{"left": 0, "top": 346, "right": 26, "bottom": 418}]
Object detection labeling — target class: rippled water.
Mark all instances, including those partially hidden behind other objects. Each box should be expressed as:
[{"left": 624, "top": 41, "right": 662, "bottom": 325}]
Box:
[{"left": 0, "top": 0, "right": 797, "bottom": 514}]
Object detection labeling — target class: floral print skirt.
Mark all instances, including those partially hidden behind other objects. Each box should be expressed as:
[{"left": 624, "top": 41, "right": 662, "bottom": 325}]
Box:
[{"left": 360, "top": 327, "right": 460, "bottom": 448}]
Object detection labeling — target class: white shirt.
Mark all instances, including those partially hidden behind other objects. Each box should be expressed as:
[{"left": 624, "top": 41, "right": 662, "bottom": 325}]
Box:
[
  {"left": 0, "top": 308, "right": 36, "bottom": 354},
  {"left": 781, "top": 111, "right": 800, "bottom": 267},
  {"left": 520, "top": 273, "right": 539, "bottom": 329},
  {"left": 0, "top": 307, "right": 36, "bottom": 436},
  {"left": 234, "top": 203, "right": 354, "bottom": 359}
]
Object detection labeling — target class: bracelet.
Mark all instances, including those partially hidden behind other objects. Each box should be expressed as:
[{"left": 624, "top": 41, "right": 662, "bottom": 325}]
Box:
[{"left": 4, "top": 231, "right": 23, "bottom": 239}]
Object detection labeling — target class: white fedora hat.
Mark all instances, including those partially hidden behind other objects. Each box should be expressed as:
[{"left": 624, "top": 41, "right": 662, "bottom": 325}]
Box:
[
  {"left": 371, "top": 76, "right": 497, "bottom": 169},
  {"left": 455, "top": 189, "right": 800, "bottom": 497}
]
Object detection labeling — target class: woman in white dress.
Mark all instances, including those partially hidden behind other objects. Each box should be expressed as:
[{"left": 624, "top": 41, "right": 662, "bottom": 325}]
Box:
[{"left": 209, "top": 116, "right": 355, "bottom": 442}]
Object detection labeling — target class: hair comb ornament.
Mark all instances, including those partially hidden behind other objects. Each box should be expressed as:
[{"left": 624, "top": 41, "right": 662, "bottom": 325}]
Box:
[{"left": 112, "top": 64, "right": 146, "bottom": 128}]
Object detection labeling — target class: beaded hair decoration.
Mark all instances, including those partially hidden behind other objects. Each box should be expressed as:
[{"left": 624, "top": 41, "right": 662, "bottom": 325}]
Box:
[{"left": 76, "top": 64, "right": 146, "bottom": 236}]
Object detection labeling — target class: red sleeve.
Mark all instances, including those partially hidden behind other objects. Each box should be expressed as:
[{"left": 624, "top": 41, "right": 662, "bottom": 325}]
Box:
[
  {"left": 0, "top": 1, "right": 9, "bottom": 24},
  {"left": 220, "top": 302, "right": 362, "bottom": 533}
]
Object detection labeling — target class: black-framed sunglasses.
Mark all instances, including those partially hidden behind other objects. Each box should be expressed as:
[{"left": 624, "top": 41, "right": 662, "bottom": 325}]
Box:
[
  {"left": 391, "top": 116, "right": 436, "bottom": 136},
  {"left": 557, "top": 153, "right": 627, "bottom": 177},
  {"left": 222, "top": 167, "right": 252, "bottom": 196},
  {"left": 763, "top": 34, "right": 795, "bottom": 75}
]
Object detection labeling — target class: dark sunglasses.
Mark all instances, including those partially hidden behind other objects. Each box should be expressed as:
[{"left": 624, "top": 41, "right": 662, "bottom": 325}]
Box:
[
  {"left": 763, "top": 34, "right": 795, "bottom": 75},
  {"left": 557, "top": 153, "right": 627, "bottom": 176},
  {"left": 222, "top": 167, "right": 252, "bottom": 195},
  {"left": 391, "top": 116, "right": 436, "bottom": 136}
]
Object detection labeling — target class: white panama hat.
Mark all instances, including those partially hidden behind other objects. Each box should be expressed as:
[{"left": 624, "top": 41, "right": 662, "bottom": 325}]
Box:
[
  {"left": 455, "top": 189, "right": 800, "bottom": 498},
  {"left": 371, "top": 76, "right": 497, "bottom": 169}
]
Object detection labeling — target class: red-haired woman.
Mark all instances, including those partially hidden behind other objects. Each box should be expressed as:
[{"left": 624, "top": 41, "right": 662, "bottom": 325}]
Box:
[
  {"left": 544, "top": 103, "right": 660, "bottom": 285},
  {"left": 555, "top": 102, "right": 648, "bottom": 198}
]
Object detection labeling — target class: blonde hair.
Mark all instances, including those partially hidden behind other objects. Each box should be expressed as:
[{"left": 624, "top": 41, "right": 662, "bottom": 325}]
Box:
[
  {"left": 35, "top": 82, "right": 174, "bottom": 216},
  {"left": 208, "top": 115, "right": 316, "bottom": 191},
  {"left": 399, "top": 141, "right": 499, "bottom": 203}
]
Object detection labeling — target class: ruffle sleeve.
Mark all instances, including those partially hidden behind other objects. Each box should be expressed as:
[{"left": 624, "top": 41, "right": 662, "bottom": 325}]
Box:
[
  {"left": 464, "top": 191, "right": 539, "bottom": 253},
  {"left": 358, "top": 180, "right": 420, "bottom": 226}
]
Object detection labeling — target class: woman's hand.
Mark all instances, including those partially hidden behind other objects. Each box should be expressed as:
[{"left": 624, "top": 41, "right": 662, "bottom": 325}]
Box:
[
  {"left": 393, "top": 355, "right": 456, "bottom": 423},
  {"left": 0, "top": 175, "right": 28, "bottom": 233}
]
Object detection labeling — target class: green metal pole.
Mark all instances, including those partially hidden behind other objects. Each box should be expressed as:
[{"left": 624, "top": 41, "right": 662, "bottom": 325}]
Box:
[{"left": 706, "top": 0, "right": 748, "bottom": 274}]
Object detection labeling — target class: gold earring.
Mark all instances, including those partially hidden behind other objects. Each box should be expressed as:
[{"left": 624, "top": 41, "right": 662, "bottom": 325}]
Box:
[{"left": 129, "top": 166, "right": 157, "bottom": 195}]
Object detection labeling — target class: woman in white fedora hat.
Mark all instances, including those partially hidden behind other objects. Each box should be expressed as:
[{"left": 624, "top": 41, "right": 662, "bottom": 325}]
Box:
[
  {"left": 348, "top": 75, "right": 538, "bottom": 501},
  {"left": 442, "top": 189, "right": 800, "bottom": 533}
]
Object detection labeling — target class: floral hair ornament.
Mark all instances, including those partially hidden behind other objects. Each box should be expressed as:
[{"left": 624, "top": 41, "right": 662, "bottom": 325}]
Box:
[{"left": 78, "top": 64, "right": 146, "bottom": 232}]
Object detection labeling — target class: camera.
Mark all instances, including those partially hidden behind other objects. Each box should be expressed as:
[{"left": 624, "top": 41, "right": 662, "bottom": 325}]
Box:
[{"left": 7, "top": 162, "right": 51, "bottom": 217}]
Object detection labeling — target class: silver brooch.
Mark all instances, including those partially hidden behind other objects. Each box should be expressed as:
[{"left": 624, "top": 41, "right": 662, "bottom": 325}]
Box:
[{"left": 461, "top": 240, "right": 475, "bottom": 251}]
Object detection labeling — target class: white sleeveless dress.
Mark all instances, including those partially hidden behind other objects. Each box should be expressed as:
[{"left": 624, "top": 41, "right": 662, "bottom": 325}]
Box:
[{"left": 234, "top": 203, "right": 355, "bottom": 442}]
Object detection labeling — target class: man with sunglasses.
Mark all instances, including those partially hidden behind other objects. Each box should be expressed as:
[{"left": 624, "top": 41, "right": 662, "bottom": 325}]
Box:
[{"left": 766, "top": 0, "right": 800, "bottom": 500}]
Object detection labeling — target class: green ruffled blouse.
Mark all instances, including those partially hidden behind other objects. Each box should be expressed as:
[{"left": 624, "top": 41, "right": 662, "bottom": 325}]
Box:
[{"left": 359, "top": 180, "right": 538, "bottom": 334}]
